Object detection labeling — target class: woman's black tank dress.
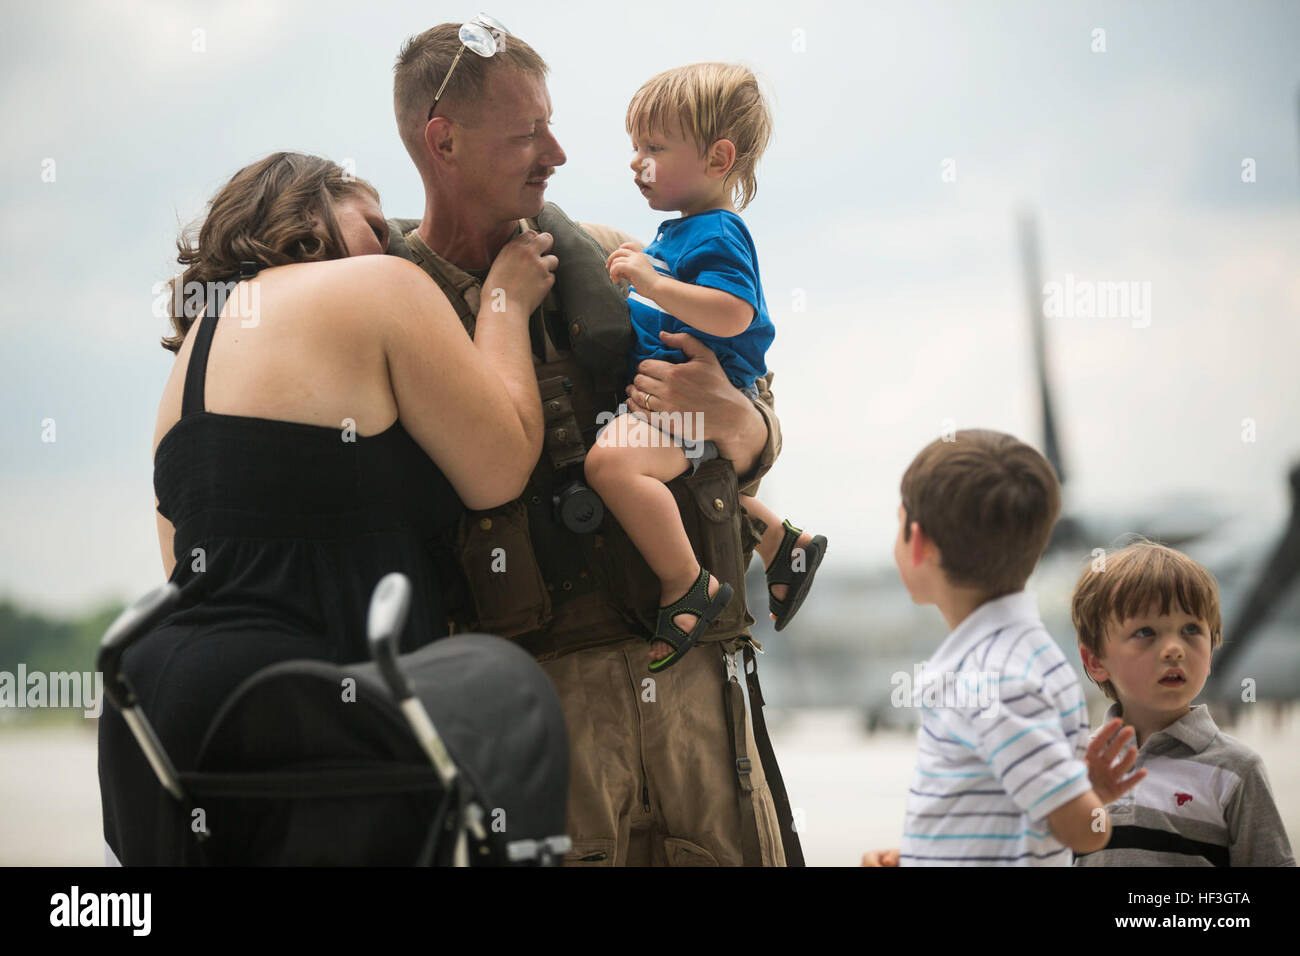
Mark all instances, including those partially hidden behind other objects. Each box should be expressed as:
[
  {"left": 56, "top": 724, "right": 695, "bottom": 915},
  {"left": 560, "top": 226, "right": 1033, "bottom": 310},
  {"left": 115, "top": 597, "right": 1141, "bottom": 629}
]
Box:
[{"left": 98, "top": 287, "right": 464, "bottom": 864}]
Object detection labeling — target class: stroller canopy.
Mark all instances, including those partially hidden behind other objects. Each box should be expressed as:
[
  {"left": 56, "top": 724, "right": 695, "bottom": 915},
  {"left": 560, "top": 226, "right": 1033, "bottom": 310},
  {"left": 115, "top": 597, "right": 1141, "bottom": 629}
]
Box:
[{"left": 187, "top": 634, "right": 568, "bottom": 865}]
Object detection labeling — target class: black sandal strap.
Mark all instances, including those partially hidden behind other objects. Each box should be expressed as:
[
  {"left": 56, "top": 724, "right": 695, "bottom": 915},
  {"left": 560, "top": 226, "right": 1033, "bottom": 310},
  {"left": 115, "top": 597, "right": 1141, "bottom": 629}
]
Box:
[
  {"left": 656, "top": 567, "right": 713, "bottom": 641},
  {"left": 766, "top": 520, "right": 804, "bottom": 588}
]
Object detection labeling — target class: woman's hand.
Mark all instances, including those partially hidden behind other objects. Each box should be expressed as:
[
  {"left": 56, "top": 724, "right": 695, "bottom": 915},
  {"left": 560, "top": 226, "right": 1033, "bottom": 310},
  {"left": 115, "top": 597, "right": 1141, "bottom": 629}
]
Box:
[{"left": 482, "top": 230, "right": 558, "bottom": 318}]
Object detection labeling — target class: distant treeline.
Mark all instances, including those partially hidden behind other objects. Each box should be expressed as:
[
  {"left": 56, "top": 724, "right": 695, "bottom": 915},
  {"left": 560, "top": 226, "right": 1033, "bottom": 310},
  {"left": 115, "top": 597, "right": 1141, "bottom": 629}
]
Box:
[{"left": 0, "top": 599, "right": 126, "bottom": 676}]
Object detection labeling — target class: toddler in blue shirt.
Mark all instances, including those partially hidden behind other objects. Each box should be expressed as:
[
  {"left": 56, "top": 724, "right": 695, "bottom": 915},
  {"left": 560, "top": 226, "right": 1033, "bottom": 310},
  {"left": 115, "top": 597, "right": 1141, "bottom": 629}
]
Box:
[{"left": 585, "top": 62, "right": 827, "bottom": 671}]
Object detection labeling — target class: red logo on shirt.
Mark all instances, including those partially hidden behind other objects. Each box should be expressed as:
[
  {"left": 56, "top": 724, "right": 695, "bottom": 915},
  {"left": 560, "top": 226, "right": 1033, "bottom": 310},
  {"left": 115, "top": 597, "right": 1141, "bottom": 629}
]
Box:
[{"left": 1175, "top": 792, "right": 1193, "bottom": 807}]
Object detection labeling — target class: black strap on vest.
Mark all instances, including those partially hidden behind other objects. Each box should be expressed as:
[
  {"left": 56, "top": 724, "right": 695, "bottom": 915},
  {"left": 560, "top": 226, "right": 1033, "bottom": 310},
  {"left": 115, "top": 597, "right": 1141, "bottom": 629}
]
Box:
[
  {"left": 724, "top": 642, "right": 805, "bottom": 866},
  {"left": 744, "top": 643, "right": 805, "bottom": 866},
  {"left": 180, "top": 261, "right": 262, "bottom": 419},
  {"left": 724, "top": 652, "right": 762, "bottom": 865}
]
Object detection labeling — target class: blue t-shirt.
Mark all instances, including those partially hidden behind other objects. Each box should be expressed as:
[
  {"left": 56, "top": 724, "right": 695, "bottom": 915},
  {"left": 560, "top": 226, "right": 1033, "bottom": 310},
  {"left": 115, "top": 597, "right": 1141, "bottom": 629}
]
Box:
[{"left": 626, "top": 209, "right": 774, "bottom": 390}]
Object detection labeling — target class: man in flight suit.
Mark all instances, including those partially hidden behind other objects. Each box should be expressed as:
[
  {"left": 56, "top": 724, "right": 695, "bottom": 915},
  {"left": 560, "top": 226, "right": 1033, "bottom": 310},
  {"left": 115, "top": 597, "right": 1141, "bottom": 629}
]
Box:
[{"left": 385, "top": 22, "right": 800, "bottom": 866}]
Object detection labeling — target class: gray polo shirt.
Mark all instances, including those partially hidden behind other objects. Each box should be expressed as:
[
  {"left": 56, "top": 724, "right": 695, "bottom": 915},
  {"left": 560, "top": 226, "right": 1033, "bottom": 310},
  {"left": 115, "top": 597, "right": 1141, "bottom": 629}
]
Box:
[{"left": 1075, "top": 702, "right": 1295, "bottom": 867}]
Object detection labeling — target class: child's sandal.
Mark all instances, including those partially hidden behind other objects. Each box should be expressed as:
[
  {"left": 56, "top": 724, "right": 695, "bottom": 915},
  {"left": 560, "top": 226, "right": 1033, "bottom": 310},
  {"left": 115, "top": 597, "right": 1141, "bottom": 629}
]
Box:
[
  {"left": 648, "top": 568, "right": 734, "bottom": 673},
  {"left": 767, "top": 519, "right": 828, "bottom": 632}
]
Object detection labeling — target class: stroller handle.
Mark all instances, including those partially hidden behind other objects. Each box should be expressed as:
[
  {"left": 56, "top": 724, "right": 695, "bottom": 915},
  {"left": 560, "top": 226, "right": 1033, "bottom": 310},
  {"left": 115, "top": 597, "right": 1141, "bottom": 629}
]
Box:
[
  {"left": 98, "top": 582, "right": 182, "bottom": 711},
  {"left": 365, "top": 573, "right": 484, "bottom": 859},
  {"left": 367, "top": 572, "right": 414, "bottom": 701},
  {"left": 97, "top": 581, "right": 188, "bottom": 801}
]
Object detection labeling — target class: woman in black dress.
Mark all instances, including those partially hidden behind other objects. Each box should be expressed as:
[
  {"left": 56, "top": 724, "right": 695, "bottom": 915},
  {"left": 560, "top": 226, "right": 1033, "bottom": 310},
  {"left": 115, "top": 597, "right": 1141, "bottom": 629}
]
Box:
[{"left": 99, "top": 152, "right": 555, "bottom": 864}]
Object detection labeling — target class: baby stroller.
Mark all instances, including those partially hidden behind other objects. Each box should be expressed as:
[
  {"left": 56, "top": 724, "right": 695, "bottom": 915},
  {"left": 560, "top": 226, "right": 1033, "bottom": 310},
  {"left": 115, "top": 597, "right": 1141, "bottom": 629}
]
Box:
[{"left": 99, "top": 573, "right": 571, "bottom": 866}]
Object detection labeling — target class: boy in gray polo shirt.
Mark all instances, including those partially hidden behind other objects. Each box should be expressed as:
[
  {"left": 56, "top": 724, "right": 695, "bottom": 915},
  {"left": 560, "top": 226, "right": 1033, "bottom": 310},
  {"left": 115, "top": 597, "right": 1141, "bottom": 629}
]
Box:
[{"left": 1072, "top": 540, "right": 1295, "bottom": 866}]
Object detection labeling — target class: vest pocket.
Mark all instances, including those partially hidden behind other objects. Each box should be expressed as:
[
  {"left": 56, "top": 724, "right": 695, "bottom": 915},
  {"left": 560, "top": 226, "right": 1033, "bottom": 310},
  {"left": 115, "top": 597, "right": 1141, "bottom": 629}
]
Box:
[
  {"left": 675, "top": 459, "right": 750, "bottom": 641},
  {"left": 456, "top": 499, "right": 552, "bottom": 639},
  {"left": 739, "top": 506, "right": 765, "bottom": 556},
  {"left": 597, "top": 458, "right": 751, "bottom": 642},
  {"left": 538, "top": 374, "right": 586, "bottom": 469}
]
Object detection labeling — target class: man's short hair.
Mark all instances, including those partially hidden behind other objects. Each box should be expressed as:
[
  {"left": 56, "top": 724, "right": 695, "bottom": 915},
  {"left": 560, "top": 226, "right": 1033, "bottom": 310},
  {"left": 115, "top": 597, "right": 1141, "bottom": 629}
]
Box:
[
  {"left": 393, "top": 23, "right": 549, "bottom": 165},
  {"left": 900, "top": 429, "right": 1061, "bottom": 596},
  {"left": 626, "top": 62, "right": 772, "bottom": 212},
  {"left": 1071, "top": 540, "right": 1223, "bottom": 700}
]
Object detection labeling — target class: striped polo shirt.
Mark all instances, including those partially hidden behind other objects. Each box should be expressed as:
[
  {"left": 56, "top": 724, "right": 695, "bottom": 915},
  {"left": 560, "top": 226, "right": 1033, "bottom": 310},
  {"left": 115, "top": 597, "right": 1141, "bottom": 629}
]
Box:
[
  {"left": 900, "top": 591, "right": 1093, "bottom": 866},
  {"left": 1074, "top": 702, "right": 1296, "bottom": 867}
]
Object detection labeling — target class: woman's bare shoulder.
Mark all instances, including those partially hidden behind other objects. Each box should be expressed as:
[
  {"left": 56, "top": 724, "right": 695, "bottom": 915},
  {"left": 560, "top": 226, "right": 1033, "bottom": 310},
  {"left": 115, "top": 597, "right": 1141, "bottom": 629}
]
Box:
[
  {"left": 262, "top": 257, "right": 445, "bottom": 347},
  {"left": 275, "top": 256, "right": 458, "bottom": 366},
  {"left": 287, "top": 254, "right": 434, "bottom": 305}
]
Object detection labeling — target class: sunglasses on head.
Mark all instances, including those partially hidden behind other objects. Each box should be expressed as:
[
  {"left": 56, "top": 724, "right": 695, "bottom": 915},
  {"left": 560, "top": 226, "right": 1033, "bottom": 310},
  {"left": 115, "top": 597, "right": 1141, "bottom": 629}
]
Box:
[{"left": 427, "top": 13, "right": 511, "bottom": 121}]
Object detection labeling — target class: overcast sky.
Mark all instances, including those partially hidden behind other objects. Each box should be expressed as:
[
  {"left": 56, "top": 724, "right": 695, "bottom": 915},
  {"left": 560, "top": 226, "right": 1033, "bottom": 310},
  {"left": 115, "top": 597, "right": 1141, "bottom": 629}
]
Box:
[{"left": 2, "top": 0, "right": 1297, "bottom": 614}]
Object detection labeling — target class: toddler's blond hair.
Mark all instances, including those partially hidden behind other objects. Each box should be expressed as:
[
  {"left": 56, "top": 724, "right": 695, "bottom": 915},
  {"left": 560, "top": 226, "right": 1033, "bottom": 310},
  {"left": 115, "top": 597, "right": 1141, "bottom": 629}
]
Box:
[{"left": 626, "top": 62, "right": 773, "bottom": 211}]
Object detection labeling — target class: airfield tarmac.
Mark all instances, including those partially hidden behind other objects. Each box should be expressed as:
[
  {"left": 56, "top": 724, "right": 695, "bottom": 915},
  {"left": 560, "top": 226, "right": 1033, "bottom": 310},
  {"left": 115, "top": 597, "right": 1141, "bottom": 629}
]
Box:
[{"left": 2, "top": 706, "right": 1296, "bottom": 866}]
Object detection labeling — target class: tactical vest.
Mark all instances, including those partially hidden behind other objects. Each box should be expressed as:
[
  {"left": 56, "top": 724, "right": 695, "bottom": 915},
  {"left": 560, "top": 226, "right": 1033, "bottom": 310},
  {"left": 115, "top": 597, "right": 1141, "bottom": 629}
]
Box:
[
  {"left": 386, "top": 203, "right": 759, "bottom": 655},
  {"left": 386, "top": 204, "right": 807, "bottom": 868}
]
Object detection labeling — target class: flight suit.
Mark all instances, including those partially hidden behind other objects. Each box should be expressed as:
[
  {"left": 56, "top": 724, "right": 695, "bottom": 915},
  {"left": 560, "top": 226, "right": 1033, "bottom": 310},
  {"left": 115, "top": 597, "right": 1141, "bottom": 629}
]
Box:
[{"left": 387, "top": 205, "right": 798, "bottom": 866}]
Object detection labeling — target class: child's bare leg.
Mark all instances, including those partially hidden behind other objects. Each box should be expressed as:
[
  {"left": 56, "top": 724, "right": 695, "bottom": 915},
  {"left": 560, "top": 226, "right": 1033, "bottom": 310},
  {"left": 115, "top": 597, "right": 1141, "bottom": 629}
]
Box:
[
  {"left": 741, "top": 494, "right": 813, "bottom": 602},
  {"left": 587, "top": 413, "right": 722, "bottom": 661}
]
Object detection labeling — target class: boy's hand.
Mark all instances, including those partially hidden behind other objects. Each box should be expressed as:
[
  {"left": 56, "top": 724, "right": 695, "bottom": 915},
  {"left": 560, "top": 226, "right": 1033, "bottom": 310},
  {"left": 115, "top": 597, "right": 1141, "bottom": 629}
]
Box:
[
  {"left": 860, "top": 848, "right": 900, "bottom": 867},
  {"left": 607, "top": 241, "right": 659, "bottom": 296},
  {"left": 1086, "top": 717, "right": 1148, "bottom": 804}
]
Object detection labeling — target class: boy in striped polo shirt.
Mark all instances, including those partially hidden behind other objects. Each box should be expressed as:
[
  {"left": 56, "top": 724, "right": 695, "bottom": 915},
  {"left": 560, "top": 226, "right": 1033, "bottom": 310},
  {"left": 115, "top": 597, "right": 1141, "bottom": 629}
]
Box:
[
  {"left": 1072, "top": 541, "right": 1295, "bottom": 866},
  {"left": 862, "top": 430, "right": 1140, "bottom": 866}
]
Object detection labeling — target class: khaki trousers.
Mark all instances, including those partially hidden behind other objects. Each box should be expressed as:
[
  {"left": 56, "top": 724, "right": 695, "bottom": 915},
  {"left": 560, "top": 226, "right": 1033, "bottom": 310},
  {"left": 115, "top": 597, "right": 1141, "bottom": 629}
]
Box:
[{"left": 540, "top": 636, "right": 786, "bottom": 866}]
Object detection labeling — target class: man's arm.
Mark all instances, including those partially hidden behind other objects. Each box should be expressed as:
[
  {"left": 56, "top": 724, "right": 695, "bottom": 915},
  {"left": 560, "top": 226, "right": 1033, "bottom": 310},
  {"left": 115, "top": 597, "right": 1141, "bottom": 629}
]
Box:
[
  {"left": 736, "top": 369, "right": 780, "bottom": 497},
  {"left": 628, "top": 331, "right": 772, "bottom": 482},
  {"left": 579, "top": 221, "right": 781, "bottom": 494}
]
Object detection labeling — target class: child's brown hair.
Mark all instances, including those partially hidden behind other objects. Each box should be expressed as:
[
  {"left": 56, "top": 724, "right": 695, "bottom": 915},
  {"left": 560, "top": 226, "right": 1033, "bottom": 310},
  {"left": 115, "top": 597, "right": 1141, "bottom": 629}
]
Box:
[
  {"left": 625, "top": 62, "right": 772, "bottom": 211},
  {"left": 900, "top": 429, "right": 1061, "bottom": 596},
  {"left": 1071, "top": 539, "right": 1223, "bottom": 700}
]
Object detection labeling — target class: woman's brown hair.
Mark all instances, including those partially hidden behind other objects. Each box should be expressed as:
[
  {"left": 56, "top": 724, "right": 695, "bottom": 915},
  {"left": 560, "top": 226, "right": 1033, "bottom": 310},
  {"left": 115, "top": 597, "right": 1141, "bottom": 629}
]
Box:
[{"left": 160, "top": 152, "right": 379, "bottom": 352}]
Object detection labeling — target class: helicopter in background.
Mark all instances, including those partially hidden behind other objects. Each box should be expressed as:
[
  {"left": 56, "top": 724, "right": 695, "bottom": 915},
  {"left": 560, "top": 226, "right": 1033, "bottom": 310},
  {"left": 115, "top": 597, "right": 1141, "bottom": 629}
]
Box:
[{"left": 749, "top": 209, "right": 1300, "bottom": 727}]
